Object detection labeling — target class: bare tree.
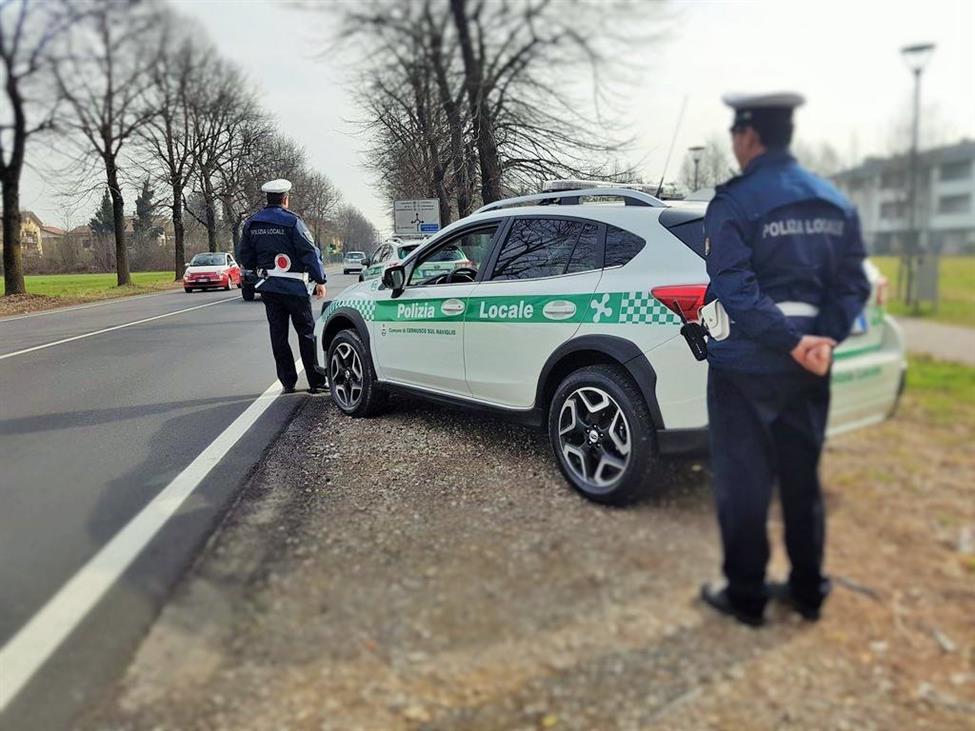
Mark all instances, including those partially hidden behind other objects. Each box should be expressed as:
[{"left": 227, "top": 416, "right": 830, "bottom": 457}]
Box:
[
  {"left": 793, "top": 139, "right": 845, "bottom": 178},
  {"left": 0, "top": 0, "right": 75, "bottom": 296},
  {"left": 56, "top": 0, "right": 161, "bottom": 286},
  {"left": 331, "top": 0, "right": 647, "bottom": 216},
  {"left": 188, "top": 57, "right": 261, "bottom": 252},
  {"left": 216, "top": 109, "right": 274, "bottom": 252},
  {"left": 335, "top": 204, "right": 378, "bottom": 254},
  {"left": 449, "top": 0, "right": 642, "bottom": 202},
  {"left": 296, "top": 170, "right": 340, "bottom": 248},
  {"left": 677, "top": 137, "right": 734, "bottom": 192},
  {"left": 141, "top": 18, "right": 213, "bottom": 278}
]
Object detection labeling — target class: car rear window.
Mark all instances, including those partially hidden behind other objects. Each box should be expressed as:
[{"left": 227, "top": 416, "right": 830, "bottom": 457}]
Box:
[
  {"left": 604, "top": 225, "right": 645, "bottom": 267},
  {"left": 190, "top": 254, "right": 225, "bottom": 266},
  {"left": 659, "top": 208, "right": 706, "bottom": 258}
]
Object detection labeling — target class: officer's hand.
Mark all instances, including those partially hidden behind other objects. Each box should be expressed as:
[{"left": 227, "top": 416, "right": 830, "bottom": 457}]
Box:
[
  {"left": 313, "top": 284, "right": 326, "bottom": 299},
  {"left": 791, "top": 335, "right": 835, "bottom": 376}
]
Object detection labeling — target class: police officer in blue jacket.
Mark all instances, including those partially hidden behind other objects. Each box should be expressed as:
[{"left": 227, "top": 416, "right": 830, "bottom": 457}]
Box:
[
  {"left": 238, "top": 179, "right": 328, "bottom": 394},
  {"left": 699, "top": 93, "right": 871, "bottom": 626}
]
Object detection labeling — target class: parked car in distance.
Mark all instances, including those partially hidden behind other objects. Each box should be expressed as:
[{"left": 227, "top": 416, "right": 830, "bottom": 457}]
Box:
[
  {"left": 358, "top": 239, "right": 437, "bottom": 282},
  {"left": 343, "top": 251, "right": 367, "bottom": 275},
  {"left": 183, "top": 252, "right": 241, "bottom": 292}
]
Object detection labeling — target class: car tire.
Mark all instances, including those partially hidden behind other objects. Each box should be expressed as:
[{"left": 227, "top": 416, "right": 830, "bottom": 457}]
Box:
[
  {"left": 548, "top": 364, "right": 657, "bottom": 505},
  {"left": 327, "top": 329, "right": 387, "bottom": 417},
  {"left": 358, "top": 274, "right": 364, "bottom": 282},
  {"left": 343, "top": 269, "right": 349, "bottom": 275},
  {"left": 223, "top": 281, "right": 231, "bottom": 291},
  {"left": 241, "top": 285, "right": 255, "bottom": 302},
  {"left": 184, "top": 287, "right": 192, "bottom": 293}
]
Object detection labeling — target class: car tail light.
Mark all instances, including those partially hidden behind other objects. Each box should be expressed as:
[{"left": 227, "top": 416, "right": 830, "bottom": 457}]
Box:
[
  {"left": 875, "top": 275, "right": 889, "bottom": 308},
  {"left": 651, "top": 284, "right": 708, "bottom": 322}
]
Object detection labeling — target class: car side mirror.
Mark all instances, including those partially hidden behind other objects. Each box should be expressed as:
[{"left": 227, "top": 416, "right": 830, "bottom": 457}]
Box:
[
  {"left": 361, "top": 257, "right": 371, "bottom": 267},
  {"left": 184, "top": 262, "right": 191, "bottom": 268},
  {"left": 383, "top": 265, "right": 406, "bottom": 294}
]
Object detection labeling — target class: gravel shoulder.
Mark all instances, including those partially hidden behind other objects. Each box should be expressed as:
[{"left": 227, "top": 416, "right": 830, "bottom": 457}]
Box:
[{"left": 83, "top": 387, "right": 975, "bottom": 731}]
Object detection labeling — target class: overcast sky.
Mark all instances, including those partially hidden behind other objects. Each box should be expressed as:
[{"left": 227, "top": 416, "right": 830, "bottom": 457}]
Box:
[{"left": 19, "top": 0, "right": 975, "bottom": 235}]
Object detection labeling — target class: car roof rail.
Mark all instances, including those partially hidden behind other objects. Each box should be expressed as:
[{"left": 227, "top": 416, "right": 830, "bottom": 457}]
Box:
[{"left": 474, "top": 188, "right": 667, "bottom": 214}]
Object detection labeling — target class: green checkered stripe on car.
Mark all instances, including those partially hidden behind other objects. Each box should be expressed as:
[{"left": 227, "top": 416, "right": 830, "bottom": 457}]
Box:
[
  {"left": 324, "top": 291, "right": 681, "bottom": 326},
  {"left": 323, "top": 298, "right": 375, "bottom": 321},
  {"left": 618, "top": 291, "right": 681, "bottom": 325}
]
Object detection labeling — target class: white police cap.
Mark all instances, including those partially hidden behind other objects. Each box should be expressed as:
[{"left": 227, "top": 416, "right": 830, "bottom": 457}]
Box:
[
  {"left": 721, "top": 92, "right": 805, "bottom": 110},
  {"left": 261, "top": 178, "right": 292, "bottom": 194}
]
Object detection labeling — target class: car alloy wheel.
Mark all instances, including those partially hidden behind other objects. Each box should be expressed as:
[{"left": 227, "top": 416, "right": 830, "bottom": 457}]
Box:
[
  {"left": 558, "top": 386, "right": 631, "bottom": 490},
  {"left": 330, "top": 342, "right": 363, "bottom": 409}
]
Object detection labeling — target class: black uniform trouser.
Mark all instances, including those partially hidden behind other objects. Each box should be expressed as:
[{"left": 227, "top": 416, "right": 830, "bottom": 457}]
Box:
[
  {"left": 261, "top": 291, "right": 325, "bottom": 390},
  {"left": 707, "top": 366, "right": 831, "bottom": 616}
]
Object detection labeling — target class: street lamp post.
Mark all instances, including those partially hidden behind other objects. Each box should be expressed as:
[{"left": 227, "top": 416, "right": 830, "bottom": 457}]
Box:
[
  {"left": 900, "top": 42, "right": 935, "bottom": 308},
  {"left": 688, "top": 145, "right": 705, "bottom": 191}
]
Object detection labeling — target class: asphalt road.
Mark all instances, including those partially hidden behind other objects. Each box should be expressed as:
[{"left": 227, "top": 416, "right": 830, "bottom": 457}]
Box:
[{"left": 0, "top": 269, "right": 356, "bottom": 729}]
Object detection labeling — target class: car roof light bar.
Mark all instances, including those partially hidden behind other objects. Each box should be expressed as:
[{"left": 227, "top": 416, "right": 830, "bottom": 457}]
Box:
[{"left": 474, "top": 187, "right": 667, "bottom": 214}]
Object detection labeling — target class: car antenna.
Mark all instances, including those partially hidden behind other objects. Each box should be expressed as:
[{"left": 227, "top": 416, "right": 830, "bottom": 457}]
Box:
[{"left": 655, "top": 95, "right": 688, "bottom": 198}]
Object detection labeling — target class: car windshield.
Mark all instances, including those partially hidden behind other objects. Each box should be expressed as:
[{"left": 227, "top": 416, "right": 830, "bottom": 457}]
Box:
[
  {"left": 190, "top": 254, "right": 225, "bottom": 266},
  {"left": 345, "top": 252, "right": 365, "bottom": 259}
]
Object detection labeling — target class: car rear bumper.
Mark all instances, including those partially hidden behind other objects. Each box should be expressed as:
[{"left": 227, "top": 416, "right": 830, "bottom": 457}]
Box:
[{"left": 343, "top": 263, "right": 364, "bottom": 271}]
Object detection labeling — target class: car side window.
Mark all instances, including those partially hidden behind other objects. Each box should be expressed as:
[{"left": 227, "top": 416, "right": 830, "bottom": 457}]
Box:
[
  {"left": 408, "top": 226, "right": 498, "bottom": 286},
  {"left": 491, "top": 218, "right": 599, "bottom": 281},
  {"left": 604, "top": 224, "right": 646, "bottom": 267}
]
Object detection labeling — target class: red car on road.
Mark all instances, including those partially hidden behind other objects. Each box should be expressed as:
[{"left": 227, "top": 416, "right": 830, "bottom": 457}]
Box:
[{"left": 183, "top": 252, "right": 242, "bottom": 292}]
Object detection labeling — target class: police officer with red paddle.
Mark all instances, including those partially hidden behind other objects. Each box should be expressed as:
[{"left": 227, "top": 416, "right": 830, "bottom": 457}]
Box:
[{"left": 238, "top": 179, "right": 328, "bottom": 394}]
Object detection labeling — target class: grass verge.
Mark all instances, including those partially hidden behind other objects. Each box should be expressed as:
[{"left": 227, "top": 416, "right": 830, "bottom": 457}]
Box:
[
  {"left": 872, "top": 255, "right": 975, "bottom": 328},
  {"left": 907, "top": 353, "right": 975, "bottom": 424},
  {"left": 0, "top": 271, "right": 178, "bottom": 316}
]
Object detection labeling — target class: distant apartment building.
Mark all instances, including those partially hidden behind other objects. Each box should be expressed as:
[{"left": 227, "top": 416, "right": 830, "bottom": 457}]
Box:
[
  {"left": 0, "top": 210, "right": 45, "bottom": 258},
  {"left": 833, "top": 139, "right": 975, "bottom": 255}
]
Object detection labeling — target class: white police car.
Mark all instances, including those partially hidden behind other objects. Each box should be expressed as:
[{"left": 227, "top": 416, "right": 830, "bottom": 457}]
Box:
[
  {"left": 315, "top": 187, "right": 906, "bottom": 504},
  {"left": 359, "top": 239, "right": 418, "bottom": 282}
]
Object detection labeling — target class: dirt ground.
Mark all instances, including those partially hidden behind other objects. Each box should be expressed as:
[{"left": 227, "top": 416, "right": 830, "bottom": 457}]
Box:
[{"left": 83, "top": 387, "right": 974, "bottom": 731}]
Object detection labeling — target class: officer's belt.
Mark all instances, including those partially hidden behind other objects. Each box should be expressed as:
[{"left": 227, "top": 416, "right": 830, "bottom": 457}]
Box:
[
  {"left": 776, "top": 301, "right": 819, "bottom": 317},
  {"left": 259, "top": 269, "right": 309, "bottom": 282}
]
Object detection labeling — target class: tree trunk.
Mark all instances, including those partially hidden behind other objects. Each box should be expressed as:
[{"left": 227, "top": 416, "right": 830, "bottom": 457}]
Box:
[
  {"left": 202, "top": 178, "right": 218, "bottom": 252},
  {"left": 450, "top": 0, "right": 503, "bottom": 203},
  {"left": 231, "top": 218, "right": 242, "bottom": 255},
  {"left": 2, "top": 178, "right": 26, "bottom": 295},
  {"left": 171, "top": 184, "right": 185, "bottom": 280},
  {"left": 105, "top": 158, "right": 131, "bottom": 286},
  {"left": 465, "top": 135, "right": 479, "bottom": 209},
  {"left": 428, "top": 15, "right": 472, "bottom": 218}
]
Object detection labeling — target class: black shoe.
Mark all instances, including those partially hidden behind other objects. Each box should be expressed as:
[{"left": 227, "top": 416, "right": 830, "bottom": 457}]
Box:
[
  {"left": 308, "top": 383, "right": 328, "bottom": 394},
  {"left": 282, "top": 385, "right": 297, "bottom": 394},
  {"left": 766, "top": 581, "right": 821, "bottom": 621},
  {"left": 699, "top": 583, "right": 764, "bottom": 627}
]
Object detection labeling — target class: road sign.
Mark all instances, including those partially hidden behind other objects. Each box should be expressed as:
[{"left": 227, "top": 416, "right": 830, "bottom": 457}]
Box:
[{"left": 394, "top": 199, "right": 441, "bottom": 236}]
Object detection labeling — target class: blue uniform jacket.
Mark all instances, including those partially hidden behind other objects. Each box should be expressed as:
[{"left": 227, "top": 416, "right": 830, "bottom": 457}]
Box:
[
  {"left": 237, "top": 205, "right": 327, "bottom": 297},
  {"left": 704, "top": 150, "right": 870, "bottom": 374}
]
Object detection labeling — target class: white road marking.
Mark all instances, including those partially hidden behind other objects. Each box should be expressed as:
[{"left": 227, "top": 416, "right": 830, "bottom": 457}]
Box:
[
  {"left": 0, "top": 289, "right": 180, "bottom": 323},
  {"left": 0, "top": 296, "right": 238, "bottom": 361},
  {"left": 0, "top": 359, "right": 304, "bottom": 711}
]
